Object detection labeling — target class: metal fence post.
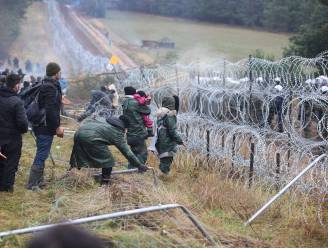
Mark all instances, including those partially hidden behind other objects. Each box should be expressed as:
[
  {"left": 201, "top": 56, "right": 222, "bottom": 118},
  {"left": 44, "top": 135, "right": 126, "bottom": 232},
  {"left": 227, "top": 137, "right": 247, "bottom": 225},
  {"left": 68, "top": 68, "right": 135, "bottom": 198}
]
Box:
[
  {"left": 231, "top": 134, "right": 236, "bottom": 169},
  {"left": 249, "top": 142, "right": 255, "bottom": 188},
  {"left": 223, "top": 59, "right": 226, "bottom": 87},
  {"left": 206, "top": 130, "right": 210, "bottom": 164},
  {"left": 275, "top": 152, "right": 281, "bottom": 190}
]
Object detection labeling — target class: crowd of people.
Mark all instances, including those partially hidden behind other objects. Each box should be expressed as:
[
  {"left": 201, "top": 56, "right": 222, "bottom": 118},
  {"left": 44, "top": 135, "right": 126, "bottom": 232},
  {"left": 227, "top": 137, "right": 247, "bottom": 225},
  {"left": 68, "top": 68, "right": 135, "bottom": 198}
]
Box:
[
  {"left": 0, "top": 62, "right": 184, "bottom": 192},
  {"left": 0, "top": 57, "right": 44, "bottom": 76}
]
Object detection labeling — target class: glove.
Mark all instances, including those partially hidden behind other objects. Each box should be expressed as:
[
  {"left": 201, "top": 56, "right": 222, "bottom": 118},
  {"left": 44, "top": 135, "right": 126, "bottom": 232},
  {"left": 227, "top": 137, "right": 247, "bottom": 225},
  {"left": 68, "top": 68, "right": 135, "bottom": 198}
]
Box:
[{"left": 138, "top": 165, "right": 148, "bottom": 173}]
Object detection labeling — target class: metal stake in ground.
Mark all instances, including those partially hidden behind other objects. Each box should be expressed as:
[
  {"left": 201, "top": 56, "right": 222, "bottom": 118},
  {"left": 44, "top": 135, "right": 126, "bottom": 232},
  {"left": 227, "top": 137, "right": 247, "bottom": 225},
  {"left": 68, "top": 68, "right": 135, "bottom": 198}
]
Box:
[
  {"left": 206, "top": 130, "right": 210, "bottom": 164},
  {"left": 248, "top": 141, "right": 255, "bottom": 188},
  {"left": 245, "top": 154, "right": 326, "bottom": 226}
]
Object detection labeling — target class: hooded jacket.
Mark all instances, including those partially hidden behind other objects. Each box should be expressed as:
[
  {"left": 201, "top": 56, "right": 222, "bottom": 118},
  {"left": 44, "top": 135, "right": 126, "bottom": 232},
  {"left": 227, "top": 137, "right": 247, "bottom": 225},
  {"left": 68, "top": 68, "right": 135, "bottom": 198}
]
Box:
[
  {"left": 155, "top": 107, "right": 183, "bottom": 157},
  {"left": 153, "top": 96, "right": 183, "bottom": 157},
  {"left": 0, "top": 87, "right": 28, "bottom": 141}
]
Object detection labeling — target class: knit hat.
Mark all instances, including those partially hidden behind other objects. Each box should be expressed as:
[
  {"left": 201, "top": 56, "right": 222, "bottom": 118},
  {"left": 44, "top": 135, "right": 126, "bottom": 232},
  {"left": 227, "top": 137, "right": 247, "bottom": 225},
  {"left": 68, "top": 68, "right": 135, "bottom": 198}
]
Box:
[
  {"left": 124, "top": 86, "right": 136, "bottom": 95},
  {"left": 46, "top": 62, "right": 61, "bottom": 77},
  {"left": 162, "top": 96, "right": 176, "bottom": 110}
]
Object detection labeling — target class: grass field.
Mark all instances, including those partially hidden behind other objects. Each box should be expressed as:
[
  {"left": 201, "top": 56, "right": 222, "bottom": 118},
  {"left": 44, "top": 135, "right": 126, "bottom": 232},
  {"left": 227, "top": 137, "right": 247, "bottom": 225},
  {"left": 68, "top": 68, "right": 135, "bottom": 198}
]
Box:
[
  {"left": 0, "top": 117, "right": 327, "bottom": 247},
  {"left": 1, "top": 140, "right": 327, "bottom": 247},
  {"left": 102, "top": 10, "right": 290, "bottom": 62}
]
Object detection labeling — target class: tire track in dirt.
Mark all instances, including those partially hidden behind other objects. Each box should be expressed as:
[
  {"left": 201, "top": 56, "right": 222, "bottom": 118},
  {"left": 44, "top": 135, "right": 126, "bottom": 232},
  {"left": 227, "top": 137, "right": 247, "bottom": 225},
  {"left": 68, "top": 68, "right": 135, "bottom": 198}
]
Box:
[{"left": 60, "top": 5, "right": 137, "bottom": 69}]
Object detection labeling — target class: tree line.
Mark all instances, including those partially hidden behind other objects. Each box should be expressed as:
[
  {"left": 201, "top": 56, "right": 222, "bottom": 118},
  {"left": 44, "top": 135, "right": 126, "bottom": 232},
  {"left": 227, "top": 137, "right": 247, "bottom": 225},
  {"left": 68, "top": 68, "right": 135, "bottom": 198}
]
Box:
[
  {"left": 0, "top": 0, "right": 326, "bottom": 60},
  {"left": 112, "top": 0, "right": 316, "bottom": 32}
]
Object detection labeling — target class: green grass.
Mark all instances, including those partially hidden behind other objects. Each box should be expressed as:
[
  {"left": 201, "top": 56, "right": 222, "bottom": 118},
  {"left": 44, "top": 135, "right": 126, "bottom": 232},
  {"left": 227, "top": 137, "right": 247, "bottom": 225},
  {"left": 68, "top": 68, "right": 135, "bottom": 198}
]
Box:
[
  {"left": 1, "top": 128, "right": 328, "bottom": 248},
  {"left": 0, "top": 113, "right": 327, "bottom": 247},
  {"left": 103, "top": 10, "right": 290, "bottom": 62}
]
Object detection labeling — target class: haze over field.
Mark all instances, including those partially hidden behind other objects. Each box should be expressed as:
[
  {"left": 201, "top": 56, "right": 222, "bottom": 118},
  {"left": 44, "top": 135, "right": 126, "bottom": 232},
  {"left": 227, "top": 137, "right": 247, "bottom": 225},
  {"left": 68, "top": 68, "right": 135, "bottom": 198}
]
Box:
[
  {"left": 0, "top": 1, "right": 328, "bottom": 248},
  {"left": 103, "top": 10, "right": 290, "bottom": 62}
]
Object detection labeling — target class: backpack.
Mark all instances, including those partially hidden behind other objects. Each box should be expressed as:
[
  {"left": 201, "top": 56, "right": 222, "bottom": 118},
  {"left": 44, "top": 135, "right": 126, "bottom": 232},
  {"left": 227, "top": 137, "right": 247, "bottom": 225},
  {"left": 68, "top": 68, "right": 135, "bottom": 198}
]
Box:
[{"left": 20, "top": 82, "right": 47, "bottom": 126}]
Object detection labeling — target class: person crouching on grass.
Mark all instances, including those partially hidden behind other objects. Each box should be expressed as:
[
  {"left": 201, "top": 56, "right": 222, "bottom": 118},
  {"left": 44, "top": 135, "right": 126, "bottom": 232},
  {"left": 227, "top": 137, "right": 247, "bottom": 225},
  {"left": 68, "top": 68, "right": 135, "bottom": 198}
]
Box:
[{"left": 69, "top": 115, "right": 148, "bottom": 184}]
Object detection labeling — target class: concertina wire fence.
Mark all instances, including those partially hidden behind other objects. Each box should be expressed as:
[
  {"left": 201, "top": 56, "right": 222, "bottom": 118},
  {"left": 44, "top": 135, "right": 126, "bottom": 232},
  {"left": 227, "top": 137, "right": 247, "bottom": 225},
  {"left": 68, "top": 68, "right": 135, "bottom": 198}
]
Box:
[
  {"left": 96, "top": 52, "right": 328, "bottom": 227},
  {"left": 50, "top": 51, "right": 328, "bottom": 227}
]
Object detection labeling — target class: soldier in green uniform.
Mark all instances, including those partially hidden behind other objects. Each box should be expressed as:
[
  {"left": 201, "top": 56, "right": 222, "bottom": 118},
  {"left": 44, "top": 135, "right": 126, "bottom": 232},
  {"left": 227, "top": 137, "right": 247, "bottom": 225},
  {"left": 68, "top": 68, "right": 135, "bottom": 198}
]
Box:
[
  {"left": 69, "top": 115, "right": 148, "bottom": 184},
  {"left": 122, "top": 87, "right": 151, "bottom": 168},
  {"left": 152, "top": 96, "right": 184, "bottom": 174}
]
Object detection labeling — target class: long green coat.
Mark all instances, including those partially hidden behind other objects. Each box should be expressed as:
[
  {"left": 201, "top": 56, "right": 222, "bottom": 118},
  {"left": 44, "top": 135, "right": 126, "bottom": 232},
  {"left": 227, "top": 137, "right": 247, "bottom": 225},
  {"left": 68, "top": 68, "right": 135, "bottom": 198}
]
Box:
[
  {"left": 156, "top": 108, "right": 183, "bottom": 158},
  {"left": 70, "top": 118, "right": 143, "bottom": 169},
  {"left": 122, "top": 96, "right": 151, "bottom": 142}
]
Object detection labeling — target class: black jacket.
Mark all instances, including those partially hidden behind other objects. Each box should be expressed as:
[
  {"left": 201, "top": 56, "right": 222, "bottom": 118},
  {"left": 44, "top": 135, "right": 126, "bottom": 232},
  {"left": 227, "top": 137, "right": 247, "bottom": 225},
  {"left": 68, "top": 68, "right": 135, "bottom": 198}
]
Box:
[
  {"left": 0, "top": 87, "right": 28, "bottom": 142},
  {"left": 33, "top": 77, "right": 62, "bottom": 136}
]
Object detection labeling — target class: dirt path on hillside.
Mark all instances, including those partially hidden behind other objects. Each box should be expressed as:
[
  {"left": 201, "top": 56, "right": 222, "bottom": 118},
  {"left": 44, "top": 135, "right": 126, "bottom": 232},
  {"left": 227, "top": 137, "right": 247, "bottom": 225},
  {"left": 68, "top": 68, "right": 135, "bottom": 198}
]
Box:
[{"left": 61, "top": 5, "right": 138, "bottom": 69}]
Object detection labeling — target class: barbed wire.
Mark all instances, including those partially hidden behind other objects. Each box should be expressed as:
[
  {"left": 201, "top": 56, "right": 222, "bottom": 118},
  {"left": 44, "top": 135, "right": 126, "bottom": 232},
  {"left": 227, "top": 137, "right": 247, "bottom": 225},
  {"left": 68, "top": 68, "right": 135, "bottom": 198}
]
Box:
[
  {"left": 47, "top": 0, "right": 108, "bottom": 75},
  {"left": 96, "top": 52, "right": 328, "bottom": 227},
  {"left": 43, "top": 0, "right": 328, "bottom": 230}
]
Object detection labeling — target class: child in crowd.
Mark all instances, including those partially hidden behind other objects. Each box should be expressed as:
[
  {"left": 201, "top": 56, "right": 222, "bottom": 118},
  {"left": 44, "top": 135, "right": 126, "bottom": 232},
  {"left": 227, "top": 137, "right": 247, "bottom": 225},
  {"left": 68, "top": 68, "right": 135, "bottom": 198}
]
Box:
[{"left": 133, "top": 91, "right": 154, "bottom": 137}]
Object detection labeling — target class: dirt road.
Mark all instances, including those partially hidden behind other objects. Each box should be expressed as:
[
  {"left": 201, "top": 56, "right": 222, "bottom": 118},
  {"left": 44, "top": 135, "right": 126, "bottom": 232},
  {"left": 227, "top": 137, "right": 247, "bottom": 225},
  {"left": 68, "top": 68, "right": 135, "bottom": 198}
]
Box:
[{"left": 61, "top": 5, "right": 137, "bottom": 69}]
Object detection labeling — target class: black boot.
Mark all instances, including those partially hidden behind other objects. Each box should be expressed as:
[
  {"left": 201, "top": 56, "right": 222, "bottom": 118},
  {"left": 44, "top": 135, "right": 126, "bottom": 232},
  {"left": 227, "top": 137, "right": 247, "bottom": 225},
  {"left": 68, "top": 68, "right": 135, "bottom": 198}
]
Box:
[
  {"left": 101, "top": 168, "right": 112, "bottom": 185},
  {"left": 26, "top": 165, "right": 44, "bottom": 191}
]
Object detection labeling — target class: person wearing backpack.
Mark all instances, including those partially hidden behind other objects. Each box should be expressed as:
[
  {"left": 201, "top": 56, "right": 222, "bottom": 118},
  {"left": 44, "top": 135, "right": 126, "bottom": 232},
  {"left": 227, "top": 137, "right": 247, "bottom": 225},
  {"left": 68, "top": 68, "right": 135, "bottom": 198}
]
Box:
[
  {"left": 0, "top": 74, "right": 28, "bottom": 192},
  {"left": 27, "top": 62, "right": 64, "bottom": 190}
]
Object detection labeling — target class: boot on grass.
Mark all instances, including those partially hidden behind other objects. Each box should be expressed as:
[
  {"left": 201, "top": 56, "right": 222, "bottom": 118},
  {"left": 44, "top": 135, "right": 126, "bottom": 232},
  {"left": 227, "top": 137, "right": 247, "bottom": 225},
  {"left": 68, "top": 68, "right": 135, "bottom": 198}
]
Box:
[{"left": 26, "top": 165, "right": 44, "bottom": 191}]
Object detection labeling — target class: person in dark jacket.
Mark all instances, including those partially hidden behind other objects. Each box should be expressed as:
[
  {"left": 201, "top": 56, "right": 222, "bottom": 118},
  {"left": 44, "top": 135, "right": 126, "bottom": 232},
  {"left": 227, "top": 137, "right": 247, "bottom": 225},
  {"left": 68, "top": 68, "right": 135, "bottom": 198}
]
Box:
[
  {"left": 70, "top": 116, "right": 148, "bottom": 184},
  {"left": 27, "top": 62, "right": 64, "bottom": 190},
  {"left": 267, "top": 85, "right": 285, "bottom": 133},
  {"left": 13, "top": 57, "right": 19, "bottom": 69},
  {"left": 0, "top": 74, "right": 28, "bottom": 192},
  {"left": 0, "top": 75, "right": 6, "bottom": 88},
  {"left": 25, "top": 59, "right": 33, "bottom": 73},
  {"left": 21, "top": 81, "right": 31, "bottom": 94},
  {"left": 77, "top": 86, "right": 115, "bottom": 122},
  {"left": 122, "top": 86, "right": 151, "bottom": 169}
]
